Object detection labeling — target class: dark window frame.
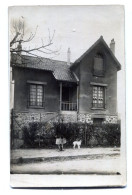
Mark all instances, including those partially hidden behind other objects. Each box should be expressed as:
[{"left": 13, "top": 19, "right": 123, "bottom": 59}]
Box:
[
  {"left": 27, "top": 81, "right": 46, "bottom": 109},
  {"left": 93, "top": 53, "right": 105, "bottom": 77},
  {"left": 90, "top": 83, "right": 107, "bottom": 109}
]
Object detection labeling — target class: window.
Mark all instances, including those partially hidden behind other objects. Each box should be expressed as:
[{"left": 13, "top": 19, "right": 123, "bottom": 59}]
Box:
[
  {"left": 28, "top": 84, "right": 44, "bottom": 107},
  {"left": 92, "top": 86, "right": 105, "bottom": 108},
  {"left": 93, "top": 53, "right": 104, "bottom": 76}
]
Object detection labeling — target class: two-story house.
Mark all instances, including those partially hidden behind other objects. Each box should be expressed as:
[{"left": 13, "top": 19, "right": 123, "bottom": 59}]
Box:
[{"left": 11, "top": 36, "right": 121, "bottom": 148}]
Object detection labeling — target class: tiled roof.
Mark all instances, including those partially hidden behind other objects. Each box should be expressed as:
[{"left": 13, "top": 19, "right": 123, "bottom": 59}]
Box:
[
  {"left": 11, "top": 54, "right": 78, "bottom": 83},
  {"left": 53, "top": 68, "right": 77, "bottom": 82}
]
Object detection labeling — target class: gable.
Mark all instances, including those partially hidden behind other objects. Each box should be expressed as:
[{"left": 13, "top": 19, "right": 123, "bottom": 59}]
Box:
[{"left": 71, "top": 36, "right": 121, "bottom": 71}]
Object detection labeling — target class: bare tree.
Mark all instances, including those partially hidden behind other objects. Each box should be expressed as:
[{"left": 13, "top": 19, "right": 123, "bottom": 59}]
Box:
[{"left": 10, "top": 16, "right": 60, "bottom": 58}]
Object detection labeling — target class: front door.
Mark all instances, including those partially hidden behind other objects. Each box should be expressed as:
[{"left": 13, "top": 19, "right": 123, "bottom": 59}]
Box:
[{"left": 62, "top": 87, "right": 70, "bottom": 102}]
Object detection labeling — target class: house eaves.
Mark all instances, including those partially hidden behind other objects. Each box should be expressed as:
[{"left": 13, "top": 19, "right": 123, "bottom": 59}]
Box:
[{"left": 71, "top": 36, "right": 121, "bottom": 71}]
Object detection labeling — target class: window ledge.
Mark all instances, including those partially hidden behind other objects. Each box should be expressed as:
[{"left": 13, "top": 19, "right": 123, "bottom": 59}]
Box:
[
  {"left": 91, "top": 107, "right": 106, "bottom": 110},
  {"left": 90, "top": 82, "right": 108, "bottom": 87},
  {"left": 28, "top": 106, "right": 45, "bottom": 109},
  {"left": 93, "top": 74, "right": 105, "bottom": 77}
]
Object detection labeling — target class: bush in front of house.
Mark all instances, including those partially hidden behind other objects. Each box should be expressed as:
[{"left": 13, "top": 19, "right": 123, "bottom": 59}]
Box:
[
  {"left": 86, "top": 123, "right": 120, "bottom": 147},
  {"left": 54, "top": 122, "right": 120, "bottom": 147},
  {"left": 22, "top": 121, "right": 120, "bottom": 148},
  {"left": 22, "top": 121, "right": 56, "bottom": 148},
  {"left": 23, "top": 122, "right": 40, "bottom": 147}
]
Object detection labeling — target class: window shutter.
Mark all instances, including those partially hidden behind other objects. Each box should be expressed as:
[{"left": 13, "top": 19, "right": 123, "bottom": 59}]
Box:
[{"left": 94, "top": 54, "right": 104, "bottom": 76}]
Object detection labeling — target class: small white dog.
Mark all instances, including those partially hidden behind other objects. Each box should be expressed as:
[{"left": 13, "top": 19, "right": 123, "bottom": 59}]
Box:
[{"left": 73, "top": 140, "right": 82, "bottom": 149}]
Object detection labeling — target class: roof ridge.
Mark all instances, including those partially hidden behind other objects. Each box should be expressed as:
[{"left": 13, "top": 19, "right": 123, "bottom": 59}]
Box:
[{"left": 15, "top": 53, "right": 69, "bottom": 64}]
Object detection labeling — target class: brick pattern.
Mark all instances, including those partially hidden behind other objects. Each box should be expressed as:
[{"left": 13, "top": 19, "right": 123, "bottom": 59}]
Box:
[
  {"left": 12, "top": 112, "right": 58, "bottom": 134},
  {"left": 103, "top": 116, "right": 118, "bottom": 124},
  {"left": 60, "top": 114, "right": 77, "bottom": 123},
  {"left": 12, "top": 111, "right": 118, "bottom": 133},
  {"left": 78, "top": 114, "right": 93, "bottom": 124}
]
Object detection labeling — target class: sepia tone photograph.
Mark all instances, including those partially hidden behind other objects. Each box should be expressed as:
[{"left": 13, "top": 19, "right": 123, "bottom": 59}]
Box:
[{"left": 9, "top": 5, "right": 126, "bottom": 187}]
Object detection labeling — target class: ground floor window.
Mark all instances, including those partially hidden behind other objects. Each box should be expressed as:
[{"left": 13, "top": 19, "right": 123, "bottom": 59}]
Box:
[
  {"left": 28, "top": 84, "right": 44, "bottom": 107},
  {"left": 92, "top": 86, "right": 105, "bottom": 108}
]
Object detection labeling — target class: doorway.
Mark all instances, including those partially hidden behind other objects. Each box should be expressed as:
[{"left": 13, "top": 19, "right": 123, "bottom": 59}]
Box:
[
  {"left": 93, "top": 118, "right": 104, "bottom": 125},
  {"left": 62, "top": 87, "right": 70, "bottom": 102}
]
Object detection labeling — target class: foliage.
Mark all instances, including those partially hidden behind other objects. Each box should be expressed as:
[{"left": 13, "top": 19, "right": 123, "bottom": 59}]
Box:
[
  {"left": 22, "top": 122, "right": 120, "bottom": 148},
  {"left": 22, "top": 122, "right": 56, "bottom": 148},
  {"left": 23, "top": 122, "right": 39, "bottom": 147},
  {"left": 87, "top": 123, "right": 121, "bottom": 147}
]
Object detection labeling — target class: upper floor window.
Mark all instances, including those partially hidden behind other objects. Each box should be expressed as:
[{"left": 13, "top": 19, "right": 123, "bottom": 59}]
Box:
[
  {"left": 28, "top": 83, "right": 45, "bottom": 108},
  {"left": 93, "top": 53, "right": 104, "bottom": 76}
]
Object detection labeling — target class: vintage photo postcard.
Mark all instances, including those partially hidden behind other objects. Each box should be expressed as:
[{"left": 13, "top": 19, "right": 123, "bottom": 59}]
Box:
[{"left": 9, "top": 5, "right": 126, "bottom": 188}]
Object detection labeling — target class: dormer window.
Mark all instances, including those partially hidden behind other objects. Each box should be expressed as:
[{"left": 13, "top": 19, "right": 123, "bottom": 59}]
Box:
[{"left": 93, "top": 53, "right": 104, "bottom": 76}]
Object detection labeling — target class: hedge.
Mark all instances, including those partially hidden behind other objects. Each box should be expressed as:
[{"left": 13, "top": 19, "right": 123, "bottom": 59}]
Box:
[{"left": 22, "top": 122, "right": 120, "bottom": 148}]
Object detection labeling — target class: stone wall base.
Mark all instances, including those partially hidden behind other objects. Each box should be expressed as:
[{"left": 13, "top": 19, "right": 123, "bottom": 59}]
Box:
[{"left": 11, "top": 110, "right": 119, "bottom": 148}]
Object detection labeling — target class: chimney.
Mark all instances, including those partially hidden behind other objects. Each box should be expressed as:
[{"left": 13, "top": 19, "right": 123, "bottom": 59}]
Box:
[
  {"left": 16, "top": 41, "right": 22, "bottom": 64},
  {"left": 110, "top": 39, "right": 115, "bottom": 55},
  {"left": 67, "top": 47, "right": 71, "bottom": 65}
]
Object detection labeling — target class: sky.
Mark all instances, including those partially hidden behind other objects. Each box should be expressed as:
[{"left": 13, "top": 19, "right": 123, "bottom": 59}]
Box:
[
  {"left": 9, "top": 5, "right": 125, "bottom": 115},
  {"left": 9, "top": 6, "right": 124, "bottom": 63}
]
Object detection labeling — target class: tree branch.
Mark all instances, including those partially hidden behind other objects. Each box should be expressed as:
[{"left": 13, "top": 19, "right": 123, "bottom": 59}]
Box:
[
  {"left": 10, "top": 42, "right": 54, "bottom": 53},
  {"left": 10, "top": 32, "right": 21, "bottom": 47},
  {"left": 10, "top": 17, "right": 60, "bottom": 59}
]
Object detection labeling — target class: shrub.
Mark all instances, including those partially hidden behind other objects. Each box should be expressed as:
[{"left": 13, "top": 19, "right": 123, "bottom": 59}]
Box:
[
  {"left": 23, "top": 122, "right": 39, "bottom": 147},
  {"left": 87, "top": 123, "right": 121, "bottom": 147},
  {"left": 22, "top": 121, "right": 120, "bottom": 148},
  {"left": 22, "top": 122, "right": 56, "bottom": 148}
]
